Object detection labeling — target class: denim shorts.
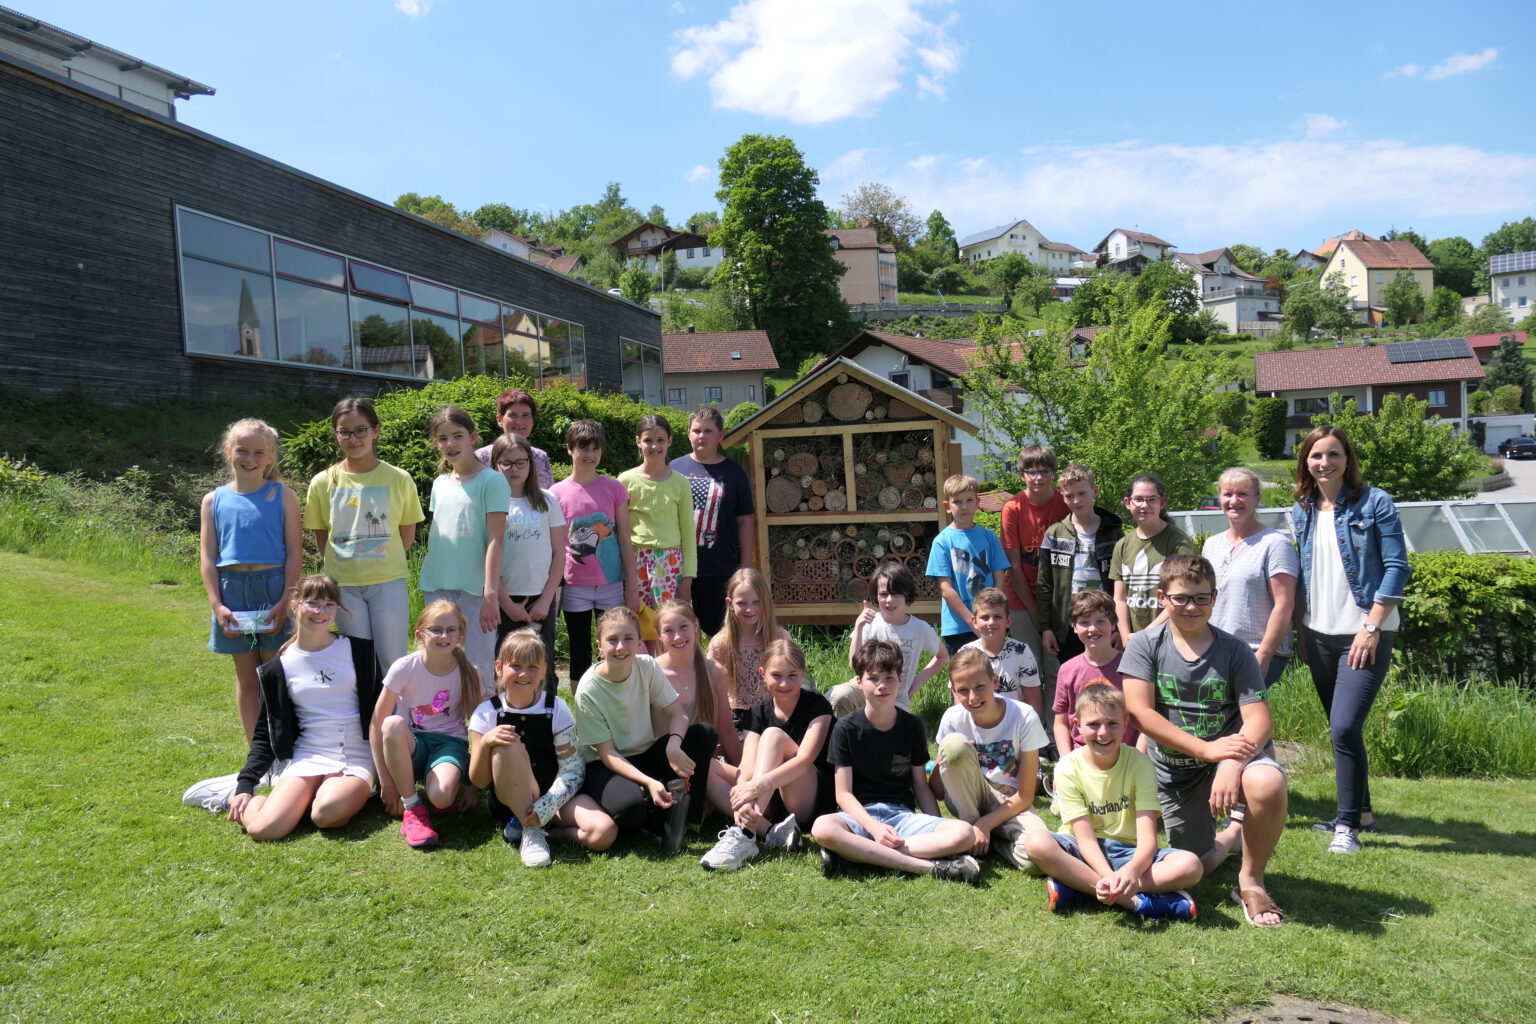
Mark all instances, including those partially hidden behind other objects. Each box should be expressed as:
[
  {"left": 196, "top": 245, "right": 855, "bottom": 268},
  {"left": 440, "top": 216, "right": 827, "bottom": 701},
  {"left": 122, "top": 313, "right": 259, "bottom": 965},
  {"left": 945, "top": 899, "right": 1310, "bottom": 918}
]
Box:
[
  {"left": 410, "top": 731, "right": 470, "bottom": 779},
  {"left": 207, "top": 565, "right": 291, "bottom": 655},
  {"left": 834, "top": 802, "right": 945, "bottom": 840},
  {"left": 1047, "top": 831, "right": 1179, "bottom": 870}
]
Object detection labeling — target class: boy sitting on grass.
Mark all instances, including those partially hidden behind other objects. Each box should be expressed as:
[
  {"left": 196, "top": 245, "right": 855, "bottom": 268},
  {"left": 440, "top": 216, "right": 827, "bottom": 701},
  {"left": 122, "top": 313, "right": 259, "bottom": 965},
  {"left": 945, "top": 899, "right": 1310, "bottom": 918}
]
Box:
[
  {"left": 1024, "top": 684, "right": 1202, "bottom": 920},
  {"left": 811, "top": 639, "right": 981, "bottom": 885},
  {"left": 930, "top": 648, "right": 1049, "bottom": 872},
  {"left": 960, "top": 587, "right": 1042, "bottom": 718},
  {"left": 1121, "top": 553, "right": 1289, "bottom": 928}
]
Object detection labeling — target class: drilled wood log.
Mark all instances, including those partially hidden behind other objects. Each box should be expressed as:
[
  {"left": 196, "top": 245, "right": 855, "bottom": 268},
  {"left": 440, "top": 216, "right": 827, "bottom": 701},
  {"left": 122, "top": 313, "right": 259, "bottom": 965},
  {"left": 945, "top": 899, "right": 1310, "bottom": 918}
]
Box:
[
  {"left": 827, "top": 382, "right": 873, "bottom": 421},
  {"left": 766, "top": 475, "right": 802, "bottom": 514},
  {"left": 787, "top": 451, "right": 818, "bottom": 477}
]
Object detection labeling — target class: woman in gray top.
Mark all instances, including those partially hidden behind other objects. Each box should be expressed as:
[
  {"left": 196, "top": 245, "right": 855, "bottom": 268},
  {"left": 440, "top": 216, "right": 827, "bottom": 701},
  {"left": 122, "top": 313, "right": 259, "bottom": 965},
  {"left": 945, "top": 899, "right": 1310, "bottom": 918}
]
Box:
[{"left": 1201, "top": 467, "right": 1297, "bottom": 686}]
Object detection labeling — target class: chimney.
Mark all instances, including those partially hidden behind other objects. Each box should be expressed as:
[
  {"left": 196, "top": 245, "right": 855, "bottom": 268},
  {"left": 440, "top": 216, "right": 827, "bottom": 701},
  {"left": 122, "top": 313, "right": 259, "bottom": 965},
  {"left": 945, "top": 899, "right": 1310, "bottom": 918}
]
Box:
[{"left": 687, "top": 323, "right": 695, "bottom": 333}]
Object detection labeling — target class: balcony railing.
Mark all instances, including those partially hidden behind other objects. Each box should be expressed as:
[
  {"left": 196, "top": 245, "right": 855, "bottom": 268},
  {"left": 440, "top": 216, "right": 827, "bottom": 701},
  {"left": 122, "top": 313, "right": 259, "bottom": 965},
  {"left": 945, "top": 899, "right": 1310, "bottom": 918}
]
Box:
[{"left": 1204, "top": 286, "right": 1280, "bottom": 300}]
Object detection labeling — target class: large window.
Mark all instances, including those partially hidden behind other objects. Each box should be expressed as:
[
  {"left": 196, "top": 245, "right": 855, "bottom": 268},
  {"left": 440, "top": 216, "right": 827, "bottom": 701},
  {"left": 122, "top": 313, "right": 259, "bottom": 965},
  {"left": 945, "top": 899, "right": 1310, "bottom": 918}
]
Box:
[
  {"left": 620, "top": 337, "right": 663, "bottom": 405},
  {"left": 176, "top": 207, "right": 589, "bottom": 385},
  {"left": 705, "top": 386, "right": 722, "bottom": 404}
]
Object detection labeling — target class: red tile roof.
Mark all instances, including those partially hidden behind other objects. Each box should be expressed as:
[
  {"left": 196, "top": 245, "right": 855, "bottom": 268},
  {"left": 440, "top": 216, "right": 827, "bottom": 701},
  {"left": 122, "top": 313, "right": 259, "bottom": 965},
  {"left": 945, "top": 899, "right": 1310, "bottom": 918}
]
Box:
[
  {"left": 857, "top": 331, "right": 977, "bottom": 378},
  {"left": 977, "top": 490, "right": 1010, "bottom": 513},
  {"left": 1255, "top": 344, "right": 1484, "bottom": 393},
  {"left": 1314, "top": 230, "right": 1376, "bottom": 259},
  {"left": 529, "top": 252, "right": 583, "bottom": 275},
  {"left": 662, "top": 330, "right": 779, "bottom": 375},
  {"left": 825, "top": 228, "right": 882, "bottom": 249},
  {"left": 1467, "top": 330, "right": 1526, "bottom": 351},
  {"left": 1336, "top": 239, "right": 1435, "bottom": 270}
]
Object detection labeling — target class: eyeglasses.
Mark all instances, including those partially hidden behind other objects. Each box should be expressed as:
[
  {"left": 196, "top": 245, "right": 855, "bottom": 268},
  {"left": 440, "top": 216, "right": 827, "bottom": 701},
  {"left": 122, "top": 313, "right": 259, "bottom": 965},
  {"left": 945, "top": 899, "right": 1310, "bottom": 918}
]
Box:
[
  {"left": 1164, "top": 592, "right": 1215, "bottom": 608},
  {"left": 495, "top": 459, "right": 530, "bottom": 471},
  {"left": 300, "top": 600, "right": 339, "bottom": 613},
  {"left": 422, "top": 626, "right": 461, "bottom": 638},
  {"left": 1128, "top": 496, "right": 1163, "bottom": 506},
  {"left": 1022, "top": 469, "right": 1053, "bottom": 478},
  {"left": 334, "top": 426, "right": 375, "bottom": 440}
]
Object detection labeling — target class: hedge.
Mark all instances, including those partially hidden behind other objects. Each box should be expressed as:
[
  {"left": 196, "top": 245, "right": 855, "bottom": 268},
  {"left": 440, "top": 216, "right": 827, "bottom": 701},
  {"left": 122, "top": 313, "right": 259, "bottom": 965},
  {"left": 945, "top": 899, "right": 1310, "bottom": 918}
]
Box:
[
  {"left": 283, "top": 376, "right": 695, "bottom": 508},
  {"left": 1399, "top": 550, "right": 1536, "bottom": 687}
]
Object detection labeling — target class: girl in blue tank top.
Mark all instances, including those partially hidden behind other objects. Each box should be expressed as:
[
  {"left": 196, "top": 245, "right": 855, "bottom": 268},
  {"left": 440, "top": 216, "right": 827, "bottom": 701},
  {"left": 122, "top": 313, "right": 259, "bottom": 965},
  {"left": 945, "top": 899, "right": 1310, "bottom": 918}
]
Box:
[{"left": 198, "top": 418, "right": 302, "bottom": 742}]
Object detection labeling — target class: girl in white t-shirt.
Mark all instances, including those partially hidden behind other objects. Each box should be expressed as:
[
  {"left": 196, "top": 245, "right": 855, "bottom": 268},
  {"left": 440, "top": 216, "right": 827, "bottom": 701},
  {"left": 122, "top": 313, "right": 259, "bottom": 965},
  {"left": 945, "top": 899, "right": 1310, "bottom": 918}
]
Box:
[
  {"left": 468, "top": 629, "right": 616, "bottom": 867},
  {"left": 491, "top": 433, "right": 565, "bottom": 690},
  {"left": 371, "top": 600, "right": 481, "bottom": 850}
]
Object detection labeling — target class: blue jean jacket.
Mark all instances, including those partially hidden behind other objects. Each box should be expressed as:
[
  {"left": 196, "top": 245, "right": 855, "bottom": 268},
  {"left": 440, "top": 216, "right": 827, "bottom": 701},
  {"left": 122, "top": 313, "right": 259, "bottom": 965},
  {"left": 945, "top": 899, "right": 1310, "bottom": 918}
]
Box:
[{"left": 1291, "top": 486, "right": 1411, "bottom": 614}]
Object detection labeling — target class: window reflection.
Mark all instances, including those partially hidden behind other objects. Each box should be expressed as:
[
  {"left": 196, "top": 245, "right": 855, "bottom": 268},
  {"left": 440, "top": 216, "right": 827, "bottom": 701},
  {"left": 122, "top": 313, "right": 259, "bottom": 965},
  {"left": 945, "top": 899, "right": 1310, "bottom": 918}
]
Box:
[
  {"left": 183, "top": 258, "right": 275, "bottom": 358},
  {"left": 278, "top": 278, "right": 351, "bottom": 368},
  {"left": 411, "top": 311, "right": 461, "bottom": 380},
  {"left": 179, "top": 210, "right": 271, "bottom": 273},
  {"left": 351, "top": 296, "right": 412, "bottom": 377}
]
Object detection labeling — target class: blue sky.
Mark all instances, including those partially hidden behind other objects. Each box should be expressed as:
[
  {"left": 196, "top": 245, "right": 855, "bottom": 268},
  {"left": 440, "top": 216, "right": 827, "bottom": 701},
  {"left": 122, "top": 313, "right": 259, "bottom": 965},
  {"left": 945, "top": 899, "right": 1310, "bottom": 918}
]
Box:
[{"left": 34, "top": 0, "right": 1536, "bottom": 255}]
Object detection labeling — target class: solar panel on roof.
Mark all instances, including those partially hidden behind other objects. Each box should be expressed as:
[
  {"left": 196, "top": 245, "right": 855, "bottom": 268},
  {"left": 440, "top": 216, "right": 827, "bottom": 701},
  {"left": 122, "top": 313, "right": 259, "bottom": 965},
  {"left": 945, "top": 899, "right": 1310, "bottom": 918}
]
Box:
[
  {"left": 1385, "top": 337, "right": 1473, "bottom": 364},
  {"left": 1489, "top": 251, "right": 1536, "bottom": 276}
]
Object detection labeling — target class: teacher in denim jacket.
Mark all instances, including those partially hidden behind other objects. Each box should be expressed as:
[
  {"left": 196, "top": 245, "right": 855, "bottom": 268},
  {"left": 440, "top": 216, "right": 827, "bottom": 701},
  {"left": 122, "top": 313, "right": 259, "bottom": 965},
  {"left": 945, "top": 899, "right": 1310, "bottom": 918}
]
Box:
[{"left": 1290, "top": 426, "right": 1410, "bottom": 856}]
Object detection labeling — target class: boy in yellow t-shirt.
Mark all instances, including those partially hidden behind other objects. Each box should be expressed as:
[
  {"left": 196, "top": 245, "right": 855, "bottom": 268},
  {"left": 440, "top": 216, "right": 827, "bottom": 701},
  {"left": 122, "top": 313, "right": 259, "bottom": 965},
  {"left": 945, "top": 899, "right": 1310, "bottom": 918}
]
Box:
[{"left": 1024, "top": 684, "right": 1202, "bottom": 920}]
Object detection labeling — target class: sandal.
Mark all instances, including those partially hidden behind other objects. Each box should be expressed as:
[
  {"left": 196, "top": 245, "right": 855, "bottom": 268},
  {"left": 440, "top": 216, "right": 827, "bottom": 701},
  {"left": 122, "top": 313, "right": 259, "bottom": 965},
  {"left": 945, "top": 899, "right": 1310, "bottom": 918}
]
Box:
[{"left": 1231, "top": 887, "right": 1285, "bottom": 928}]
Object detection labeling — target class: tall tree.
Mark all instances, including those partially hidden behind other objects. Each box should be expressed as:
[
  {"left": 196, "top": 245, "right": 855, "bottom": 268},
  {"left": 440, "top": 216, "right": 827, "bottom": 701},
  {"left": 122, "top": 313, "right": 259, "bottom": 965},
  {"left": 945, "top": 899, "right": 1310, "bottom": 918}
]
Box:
[
  {"left": 1484, "top": 336, "right": 1534, "bottom": 412},
  {"left": 1383, "top": 269, "right": 1426, "bottom": 327},
  {"left": 1132, "top": 258, "right": 1201, "bottom": 341},
  {"left": 1424, "top": 286, "right": 1462, "bottom": 326},
  {"left": 1283, "top": 283, "right": 1324, "bottom": 339},
  {"left": 618, "top": 259, "right": 653, "bottom": 306},
  {"left": 838, "top": 183, "right": 922, "bottom": 252},
  {"left": 963, "top": 308, "right": 1241, "bottom": 508},
  {"left": 1426, "top": 236, "right": 1481, "bottom": 296},
  {"left": 1229, "top": 244, "right": 1266, "bottom": 274},
  {"left": 1312, "top": 394, "right": 1481, "bottom": 501},
  {"left": 394, "top": 193, "right": 482, "bottom": 238},
  {"left": 1460, "top": 302, "right": 1513, "bottom": 335},
  {"left": 987, "top": 252, "right": 1035, "bottom": 308},
  {"left": 1481, "top": 217, "right": 1536, "bottom": 256},
  {"left": 1319, "top": 271, "right": 1357, "bottom": 337},
  {"left": 471, "top": 202, "right": 529, "bottom": 235},
  {"left": 713, "top": 134, "right": 849, "bottom": 364},
  {"left": 913, "top": 209, "right": 959, "bottom": 272},
  {"left": 646, "top": 204, "right": 667, "bottom": 226}
]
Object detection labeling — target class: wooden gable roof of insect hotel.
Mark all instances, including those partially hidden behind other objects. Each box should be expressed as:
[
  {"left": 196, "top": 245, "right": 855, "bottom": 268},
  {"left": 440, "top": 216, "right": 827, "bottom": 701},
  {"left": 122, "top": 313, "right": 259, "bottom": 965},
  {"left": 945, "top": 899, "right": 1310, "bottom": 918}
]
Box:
[{"left": 723, "top": 357, "right": 979, "bottom": 625}]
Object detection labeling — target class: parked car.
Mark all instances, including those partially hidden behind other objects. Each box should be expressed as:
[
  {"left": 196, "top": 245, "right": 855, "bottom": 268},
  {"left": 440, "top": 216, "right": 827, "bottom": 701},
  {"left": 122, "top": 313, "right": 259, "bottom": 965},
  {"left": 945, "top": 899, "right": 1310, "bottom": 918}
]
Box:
[{"left": 1498, "top": 436, "right": 1536, "bottom": 459}]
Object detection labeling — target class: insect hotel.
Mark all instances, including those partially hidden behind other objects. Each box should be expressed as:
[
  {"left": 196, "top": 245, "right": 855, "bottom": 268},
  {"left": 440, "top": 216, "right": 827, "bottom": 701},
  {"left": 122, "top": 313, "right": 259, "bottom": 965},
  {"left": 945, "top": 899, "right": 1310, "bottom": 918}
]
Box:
[{"left": 721, "top": 357, "right": 979, "bottom": 624}]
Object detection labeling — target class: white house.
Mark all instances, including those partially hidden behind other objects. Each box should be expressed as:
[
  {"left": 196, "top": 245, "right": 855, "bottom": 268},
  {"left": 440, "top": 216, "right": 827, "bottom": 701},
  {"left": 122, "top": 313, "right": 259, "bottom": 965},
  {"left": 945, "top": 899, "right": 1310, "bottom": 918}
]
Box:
[
  {"left": 1174, "top": 247, "right": 1283, "bottom": 334},
  {"left": 958, "top": 218, "right": 1050, "bottom": 266},
  {"left": 1092, "top": 229, "right": 1176, "bottom": 273},
  {"left": 1490, "top": 251, "right": 1536, "bottom": 322},
  {"left": 610, "top": 221, "right": 723, "bottom": 274}
]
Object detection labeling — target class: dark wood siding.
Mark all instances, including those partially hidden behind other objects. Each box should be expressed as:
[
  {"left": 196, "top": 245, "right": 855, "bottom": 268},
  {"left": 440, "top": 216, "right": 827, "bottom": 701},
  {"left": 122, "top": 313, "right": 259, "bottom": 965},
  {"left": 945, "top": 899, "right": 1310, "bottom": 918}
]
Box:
[{"left": 0, "top": 57, "right": 656, "bottom": 403}]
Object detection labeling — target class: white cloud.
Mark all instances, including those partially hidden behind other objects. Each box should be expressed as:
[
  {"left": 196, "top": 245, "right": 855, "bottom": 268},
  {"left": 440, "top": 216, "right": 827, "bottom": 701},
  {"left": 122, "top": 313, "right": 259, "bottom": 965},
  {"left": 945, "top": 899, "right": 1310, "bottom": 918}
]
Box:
[
  {"left": 684, "top": 164, "right": 712, "bottom": 183},
  {"left": 1425, "top": 48, "right": 1498, "bottom": 80},
  {"left": 1384, "top": 48, "right": 1497, "bottom": 80},
  {"left": 394, "top": 0, "right": 432, "bottom": 17},
  {"left": 1302, "top": 113, "right": 1345, "bottom": 139},
  {"left": 838, "top": 134, "right": 1536, "bottom": 249},
  {"left": 671, "top": 0, "right": 961, "bottom": 124}
]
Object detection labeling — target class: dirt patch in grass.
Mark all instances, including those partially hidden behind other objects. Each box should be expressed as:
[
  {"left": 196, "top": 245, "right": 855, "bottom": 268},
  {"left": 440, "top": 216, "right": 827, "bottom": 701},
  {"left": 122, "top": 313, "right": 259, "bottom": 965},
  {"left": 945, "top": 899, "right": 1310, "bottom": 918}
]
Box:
[{"left": 1221, "top": 995, "right": 1412, "bottom": 1024}]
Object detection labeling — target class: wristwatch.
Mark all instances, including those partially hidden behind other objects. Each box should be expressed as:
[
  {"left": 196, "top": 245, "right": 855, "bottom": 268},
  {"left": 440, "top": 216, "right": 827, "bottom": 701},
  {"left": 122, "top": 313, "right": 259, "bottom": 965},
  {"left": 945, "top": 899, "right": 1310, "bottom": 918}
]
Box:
[{"left": 1363, "top": 623, "right": 1379, "bottom": 636}]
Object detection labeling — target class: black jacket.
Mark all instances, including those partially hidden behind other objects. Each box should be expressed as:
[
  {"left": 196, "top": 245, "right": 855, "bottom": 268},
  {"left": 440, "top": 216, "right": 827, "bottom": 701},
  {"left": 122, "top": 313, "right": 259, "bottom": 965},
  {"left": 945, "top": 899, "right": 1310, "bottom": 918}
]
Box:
[
  {"left": 1036, "top": 507, "right": 1125, "bottom": 636},
  {"left": 235, "top": 636, "right": 384, "bottom": 796}
]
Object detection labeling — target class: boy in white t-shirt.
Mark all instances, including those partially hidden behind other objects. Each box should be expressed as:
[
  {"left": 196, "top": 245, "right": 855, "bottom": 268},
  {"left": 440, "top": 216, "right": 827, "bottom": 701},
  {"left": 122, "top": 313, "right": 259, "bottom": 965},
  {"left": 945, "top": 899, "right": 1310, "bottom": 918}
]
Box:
[
  {"left": 959, "top": 587, "right": 1042, "bottom": 717},
  {"left": 828, "top": 563, "right": 946, "bottom": 719},
  {"left": 930, "top": 647, "right": 1049, "bottom": 871}
]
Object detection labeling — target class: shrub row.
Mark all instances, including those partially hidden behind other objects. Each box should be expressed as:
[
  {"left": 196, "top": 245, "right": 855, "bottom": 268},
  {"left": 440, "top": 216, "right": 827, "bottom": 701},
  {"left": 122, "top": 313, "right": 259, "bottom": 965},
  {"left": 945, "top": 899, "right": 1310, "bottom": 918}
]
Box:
[{"left": 1399, "top": 550, "right": 1536, "bottom": 687}]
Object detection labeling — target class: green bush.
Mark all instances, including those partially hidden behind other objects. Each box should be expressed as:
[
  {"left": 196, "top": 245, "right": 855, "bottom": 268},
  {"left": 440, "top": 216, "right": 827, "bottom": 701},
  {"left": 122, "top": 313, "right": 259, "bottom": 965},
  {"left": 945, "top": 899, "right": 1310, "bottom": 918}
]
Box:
[
  {"left": 724, "top": 401, "right": 760, "bottom": 431},
  {"left": 1398, "top": 550, "right": 1536, "bottom": 687},
  {"left": 1211, "top": 390, "right": 1248, "bottom": 434},
  {"left": 1492, "top": 384, "right": 1523, "bottom": 413},
  {"left": 1467, "top": 389, "right": 1491, "bottom": 415},
  {"left": 284, "top": 376, "right": 693, "bottom": 507},
  {"left": 1249, "top": 396, "right": 1287, "bottom": 458}
]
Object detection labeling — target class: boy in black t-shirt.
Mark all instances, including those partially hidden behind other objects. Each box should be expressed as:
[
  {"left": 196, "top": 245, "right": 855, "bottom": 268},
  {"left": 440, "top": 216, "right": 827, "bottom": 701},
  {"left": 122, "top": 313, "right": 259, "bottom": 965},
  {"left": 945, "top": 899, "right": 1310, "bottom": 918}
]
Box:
[{"left": 810, "top": 640, "right": 981, "bottom": 884}]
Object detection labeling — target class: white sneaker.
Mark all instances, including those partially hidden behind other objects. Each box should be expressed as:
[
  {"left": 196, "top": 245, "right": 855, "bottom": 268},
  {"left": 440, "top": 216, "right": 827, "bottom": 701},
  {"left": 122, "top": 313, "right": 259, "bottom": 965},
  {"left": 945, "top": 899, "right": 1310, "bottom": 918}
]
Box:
[
  {"left": 181, "top": 772, "right": 240, "bottom": 813},
  {"left": 519, "top": 825, "right": 552, "bottom": 868},
  {"left": 699, "top": 826, "right": 760, "bottom": 871},
  {"left": 764, "top": 814, "right": 805, "bottom": 852},
  {"left": 1328, "top": 824, "right": 1362, "bottom": 854}
]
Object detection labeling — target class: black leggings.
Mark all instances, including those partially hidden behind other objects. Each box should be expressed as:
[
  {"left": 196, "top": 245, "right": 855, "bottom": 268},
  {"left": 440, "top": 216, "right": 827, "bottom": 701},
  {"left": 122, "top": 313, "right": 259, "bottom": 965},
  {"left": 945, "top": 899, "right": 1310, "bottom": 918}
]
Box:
[
  {"left": 691, "top": 576, "right": 730, "bottom": 635},
  {"left": 565, "top": 609, "right": 594, "bottom": 684},
  {"left": 1303, "top": 628, "right": 1396, "bottom": 828},
  {"left": 581, "top": 724, "right": 718, "bottom": 830},
  {"left": 496, "top": 597, "right": 559, "bottom": 693}
]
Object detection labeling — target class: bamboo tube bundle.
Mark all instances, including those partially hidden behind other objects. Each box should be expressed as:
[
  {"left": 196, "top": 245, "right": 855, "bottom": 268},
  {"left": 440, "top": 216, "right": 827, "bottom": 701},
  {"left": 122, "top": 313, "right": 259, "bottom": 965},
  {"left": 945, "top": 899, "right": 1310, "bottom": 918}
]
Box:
[
  {"left": 824, "top": 489, "right": 847, "bottom": 511},
  {"left": 876, "top": 486, "right": 901, "bottom": 510}
]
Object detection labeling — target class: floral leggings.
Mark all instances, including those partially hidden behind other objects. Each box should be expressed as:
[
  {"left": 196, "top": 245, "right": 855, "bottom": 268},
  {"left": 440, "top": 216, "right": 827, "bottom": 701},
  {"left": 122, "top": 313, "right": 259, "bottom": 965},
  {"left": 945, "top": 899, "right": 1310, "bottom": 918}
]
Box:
[{"left": 635, "top": 546, "right": 684, "bottom": 610}]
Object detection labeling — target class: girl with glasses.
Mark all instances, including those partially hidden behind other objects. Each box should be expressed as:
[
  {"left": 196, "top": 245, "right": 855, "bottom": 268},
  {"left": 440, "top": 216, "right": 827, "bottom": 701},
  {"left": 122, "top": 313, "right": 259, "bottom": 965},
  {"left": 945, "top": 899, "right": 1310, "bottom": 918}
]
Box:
[
  {"left": 228, "top": 574, "right": 383, "bottom": 842},
  {"left": 491, "top": 433, "right": 565, "bottom": 693},
  {"left": 303, "top": 397, "right": 424, "bottom": 671},
  {"left": 369, "top": 600, "right": 482, "bottom": 849}
]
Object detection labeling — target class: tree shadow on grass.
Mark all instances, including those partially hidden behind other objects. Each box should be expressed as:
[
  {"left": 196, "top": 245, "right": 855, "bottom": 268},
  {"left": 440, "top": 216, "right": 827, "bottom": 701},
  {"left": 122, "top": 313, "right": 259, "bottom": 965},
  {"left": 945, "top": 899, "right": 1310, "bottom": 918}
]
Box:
[
  {"left": 1254, "top": 873, "right": 1432, "bottom": 934},
  {"left": 1287, "top": 793, "right": 1536, "bottom": 858}
]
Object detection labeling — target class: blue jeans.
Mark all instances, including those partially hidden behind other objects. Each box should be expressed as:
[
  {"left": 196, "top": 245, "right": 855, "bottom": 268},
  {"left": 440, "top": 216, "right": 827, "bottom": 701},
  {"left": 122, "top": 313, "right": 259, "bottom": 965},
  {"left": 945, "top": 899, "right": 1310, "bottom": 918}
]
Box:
[
  {"left": 833, "top": 802, "right": 945, "bottom": 840},
  {"left": 1047, "top": 832, "right": 1179, "bottom": 871},
  {"left": 1303, "top": 628, "right": 1396, "bottom": 828}
]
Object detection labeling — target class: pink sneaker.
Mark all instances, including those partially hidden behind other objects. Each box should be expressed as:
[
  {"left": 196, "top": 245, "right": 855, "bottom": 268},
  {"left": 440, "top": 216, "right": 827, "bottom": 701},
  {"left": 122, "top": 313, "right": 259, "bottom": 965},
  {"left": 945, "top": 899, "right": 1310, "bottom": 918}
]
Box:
[{"left": 400, "top": 804, "right": 438, "bottom": 849}]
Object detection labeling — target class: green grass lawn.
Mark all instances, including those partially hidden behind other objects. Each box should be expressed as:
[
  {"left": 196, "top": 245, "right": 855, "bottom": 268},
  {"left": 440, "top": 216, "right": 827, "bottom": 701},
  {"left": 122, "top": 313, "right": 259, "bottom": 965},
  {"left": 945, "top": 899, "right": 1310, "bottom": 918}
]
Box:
[{"left": 4, "top": 551, "right": 1536, "bottom": 1024}]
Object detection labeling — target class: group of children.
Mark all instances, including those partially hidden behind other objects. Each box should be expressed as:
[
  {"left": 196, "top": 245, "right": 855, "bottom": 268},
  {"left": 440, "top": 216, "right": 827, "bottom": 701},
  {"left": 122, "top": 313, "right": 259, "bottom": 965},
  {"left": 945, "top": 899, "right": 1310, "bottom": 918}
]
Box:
[{"left": 191, "top": 409, "right": 1288, "bottom": 925}]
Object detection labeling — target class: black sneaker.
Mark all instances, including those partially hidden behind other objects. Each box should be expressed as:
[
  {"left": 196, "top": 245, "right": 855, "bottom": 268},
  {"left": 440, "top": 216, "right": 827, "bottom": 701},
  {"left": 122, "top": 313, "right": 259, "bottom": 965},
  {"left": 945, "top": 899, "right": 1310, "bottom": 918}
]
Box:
[
  {"left": 820, "top": 846, "right": 850, "bottom": 879},
  {"left": 1311, "top": 816, "right": 1379, "bottom": 834},
  {"left": 930, "top": 854, "right": 982, "bottom": 885}
]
